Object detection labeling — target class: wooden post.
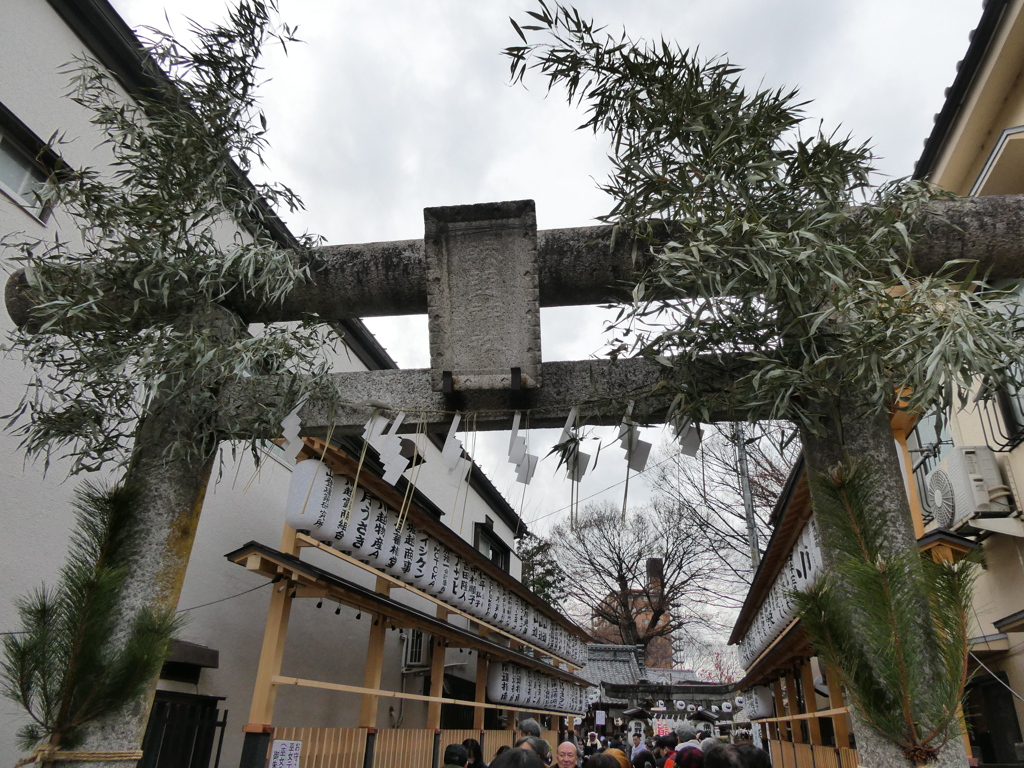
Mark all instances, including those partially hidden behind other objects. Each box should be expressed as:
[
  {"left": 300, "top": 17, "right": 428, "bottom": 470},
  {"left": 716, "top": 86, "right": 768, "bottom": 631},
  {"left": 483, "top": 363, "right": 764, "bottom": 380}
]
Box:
[
  {"left": 892, "top": 424, "right": 926, "bottom": 538},
  {"left": 246, "top": 573, "right": 294, "bottom": 727},
  {"left": 474, "top": 653, "right": 488, "bottom": 730},
  {"left": 359, "top": 613, "right": 389, "bottom": 728},
  {"left": 823, "top": 664, "right": 850, "bottom": 749},
  {"left": 799, "top": 661, "right": 822, "bottom": 746},
  {"left": 773, "top": 677, "right": 787, "bottom": 742},
  {"left": 427, "top": 633, "right": 447, "bottom": 729},
  {"left": 354, "top": 576, "right": 394, "bottom": 729},
  {"left": 784, "top": 670, "right": 803, "bottom": 743}
]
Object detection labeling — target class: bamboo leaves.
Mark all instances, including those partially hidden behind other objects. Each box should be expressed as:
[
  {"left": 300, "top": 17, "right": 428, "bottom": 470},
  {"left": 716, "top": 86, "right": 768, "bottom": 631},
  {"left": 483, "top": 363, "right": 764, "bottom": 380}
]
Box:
[
  {"left": 3, "top": 1, "right": 335, "bottom": 472},
  {"left": 505, "top": 4, "right": 1024, "bottom": 433}
]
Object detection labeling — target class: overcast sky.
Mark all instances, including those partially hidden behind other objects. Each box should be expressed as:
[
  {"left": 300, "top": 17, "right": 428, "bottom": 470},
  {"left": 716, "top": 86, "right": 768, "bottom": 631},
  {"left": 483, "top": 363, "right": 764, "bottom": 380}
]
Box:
[{"left": 109, "top": 0, "right": 983, "bottom": 537}]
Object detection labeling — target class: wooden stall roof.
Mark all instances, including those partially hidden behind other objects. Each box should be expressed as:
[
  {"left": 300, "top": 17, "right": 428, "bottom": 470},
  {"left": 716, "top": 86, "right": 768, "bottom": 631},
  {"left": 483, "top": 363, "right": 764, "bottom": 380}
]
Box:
[
  {"left": 227, "top": 540, "right": 591, "bottom": 686},
  {"left": 734, "top": 619, "right": 812, "bottom": 690},
  {"left": 729, "top": 457, "right": 811, "bottom": 646},
  {"left": 300, "top": 437, "right": 593, "bottom": 644}
]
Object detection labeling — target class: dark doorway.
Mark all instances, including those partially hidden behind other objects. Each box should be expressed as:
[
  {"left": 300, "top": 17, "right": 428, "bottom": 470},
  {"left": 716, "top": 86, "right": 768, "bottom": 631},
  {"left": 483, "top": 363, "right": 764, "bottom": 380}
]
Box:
[
  {"left": 965, "top": 671, "right": 1023, "bottom": 766},
  {"left": 140, "top": 690, "right": 227, "bottom": 768},
  {"left": 424, "top": 672, "right": 477, "bottom": 729}
]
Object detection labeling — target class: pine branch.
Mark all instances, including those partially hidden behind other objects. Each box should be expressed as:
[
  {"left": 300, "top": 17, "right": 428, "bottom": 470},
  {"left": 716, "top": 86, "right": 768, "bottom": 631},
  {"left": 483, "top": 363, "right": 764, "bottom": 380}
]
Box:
[
  {"left": 1, "top": 480, "right": 180, "bottom": 751},
  {"left": 794, "top": 461, "right": 976, "bottom": 763}
]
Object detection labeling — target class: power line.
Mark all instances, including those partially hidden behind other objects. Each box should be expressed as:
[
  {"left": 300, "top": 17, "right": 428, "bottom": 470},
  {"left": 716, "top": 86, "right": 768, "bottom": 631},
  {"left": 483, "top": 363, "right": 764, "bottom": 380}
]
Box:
[
  {"left": 176, "top": 581, "right": 272, "bottom": 614},
  {"left": 528, "top": 455, "right": 676, "bottom": 525}
]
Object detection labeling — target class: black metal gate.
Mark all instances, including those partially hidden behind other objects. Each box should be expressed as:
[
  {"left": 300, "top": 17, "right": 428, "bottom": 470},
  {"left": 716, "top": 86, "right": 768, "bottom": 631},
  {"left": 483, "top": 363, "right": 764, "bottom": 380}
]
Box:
[{"left": 140, "top": 691, "right": 227, "bottom": 768}]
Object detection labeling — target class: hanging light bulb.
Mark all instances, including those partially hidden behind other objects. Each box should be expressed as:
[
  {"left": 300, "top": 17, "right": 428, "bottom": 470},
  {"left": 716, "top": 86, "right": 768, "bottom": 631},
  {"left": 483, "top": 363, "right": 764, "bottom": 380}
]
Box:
[
  {"left": 356, "top": 612, "right": 362, "bottom": 620},
  {"left": 317, "top": 598, "right": 324, "bottom": 609},
  {"left": 335, "top": 605, "right": 342, "bottom": 615}
]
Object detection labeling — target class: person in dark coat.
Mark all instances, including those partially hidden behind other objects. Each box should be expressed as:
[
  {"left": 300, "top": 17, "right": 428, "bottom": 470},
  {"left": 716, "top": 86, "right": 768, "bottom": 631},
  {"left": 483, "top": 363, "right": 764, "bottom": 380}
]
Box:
[
  {"left": 464, "top": 738, "right": 488, "bottom": 768},
  {"left": 444, "top": 744, "right": 470, "bottom": 768}
]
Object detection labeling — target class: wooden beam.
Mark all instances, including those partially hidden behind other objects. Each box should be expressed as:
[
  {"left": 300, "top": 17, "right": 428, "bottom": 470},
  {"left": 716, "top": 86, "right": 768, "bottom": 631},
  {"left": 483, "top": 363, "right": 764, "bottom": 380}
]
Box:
[
  {"left": 359, "top": 613, "right": 388, "bottom": 727},
  {"left": 752, "top": 706, "right": 849, "bottom": 724},
  {"left": 784, "top": 670, "right": 803, "bottom": 743},
  {"left": 772, "top": 678, "right": 787, "bottom": 742},
  {"left": 246, "top": 578, "right": 294, "bottom": 728},
  {"left": 291, "top": 533, "right": 580, "bottom": 668},
  {"left": 799, "top": 662, "right": 822, "bottom": 746},
  {"left": 269, "top": 675, "right": 579, "bottom": 717},
  {"left": 892, "top": 427, "right": 926, "bottom": 538},
  {"left": 226, "top": 542, "right": 590, "bottom": 686},
  {"left": 823, "top": 664, "right": 850, "bottom": 749},
  {"left": 427, "top": 633, "right": 448, "bottom": 729},
  {"left": 474, "top": 654, "right": 488, "bottom": 730}
]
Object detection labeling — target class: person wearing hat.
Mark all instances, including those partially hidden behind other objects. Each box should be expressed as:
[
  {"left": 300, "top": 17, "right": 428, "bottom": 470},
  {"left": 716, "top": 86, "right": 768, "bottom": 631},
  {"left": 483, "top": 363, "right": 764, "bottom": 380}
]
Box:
[{"left": 583, "top": 733, "right": 602, "bottom": 757}]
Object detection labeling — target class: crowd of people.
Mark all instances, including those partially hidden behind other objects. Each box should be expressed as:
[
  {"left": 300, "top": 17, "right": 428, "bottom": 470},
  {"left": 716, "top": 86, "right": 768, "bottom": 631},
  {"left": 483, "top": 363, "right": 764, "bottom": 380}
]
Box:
[{"left": 440, "top": 719, "right": 771, "bottom": 768}]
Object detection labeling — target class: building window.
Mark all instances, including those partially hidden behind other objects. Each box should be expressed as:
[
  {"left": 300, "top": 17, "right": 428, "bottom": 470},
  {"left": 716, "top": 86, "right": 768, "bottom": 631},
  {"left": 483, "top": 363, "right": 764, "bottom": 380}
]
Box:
[
  {"left": 475, "top": 518, "right": 510, "bottom": 571},
  {"left": 0, "top": 103, "right": 58, "bottom": 220}
]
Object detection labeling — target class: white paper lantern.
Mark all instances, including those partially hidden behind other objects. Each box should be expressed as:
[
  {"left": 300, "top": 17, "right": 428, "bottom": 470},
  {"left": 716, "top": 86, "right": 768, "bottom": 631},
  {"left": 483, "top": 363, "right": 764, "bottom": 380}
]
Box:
[
  {"left": 344, "top": 488, "right": 377, "bottom": 563},
  {"left": 722, "top": 702, "right": 733, "bottom": 713},
  {"left": 410, "top": 532, "right": 434, "bottom": 590},
  {"left": 426, "top": 541, "right": 451, "bottom": 596},
  {"left": 314, "top": 473, "right": 353, "bottom": 547},
  {"left": 378, "top": 508, "right": 404, "bottom": 574},
  {"left": 487, "top": 661, "right": 516, "bottom": 704},
  {"left": 485, "top": 580, "right": 503, "bottom": 627},
  {"left": 744, "top": 687, "right": 773, "bottom": 720},
  {"left": 285, "top": 459, "right": 333, "bottom": 534},
  {"left": 531, "top": 611, "right": 550, "bottom": 648},
  {"left": 361, "top": 496, "right": 392, "bottom": 567},
  {"left": 512, "top": 596, "right": 530, "bottom": 638},
  {"left": 464, "top": 566, "right": 483, "bottom": 613},
  {"left": 396, "top": 521, "right": 418, "bottom": 578},
  {"left": 446, "top": 552, "right": 466, "bottom": 606}
]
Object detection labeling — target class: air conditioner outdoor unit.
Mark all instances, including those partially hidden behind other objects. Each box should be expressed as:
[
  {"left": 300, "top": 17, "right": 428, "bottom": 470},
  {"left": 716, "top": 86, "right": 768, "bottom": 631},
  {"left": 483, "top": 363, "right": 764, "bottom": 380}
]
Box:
[{"left": 924, "top": 446, "right": 1012, "bottom": 529}]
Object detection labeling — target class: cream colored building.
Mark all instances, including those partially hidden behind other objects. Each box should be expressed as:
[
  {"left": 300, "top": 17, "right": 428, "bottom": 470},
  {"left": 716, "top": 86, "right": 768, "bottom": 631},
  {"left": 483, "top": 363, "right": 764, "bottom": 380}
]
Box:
[{"left": 909, "top": 0, "right": 1024, "bottom": 763}]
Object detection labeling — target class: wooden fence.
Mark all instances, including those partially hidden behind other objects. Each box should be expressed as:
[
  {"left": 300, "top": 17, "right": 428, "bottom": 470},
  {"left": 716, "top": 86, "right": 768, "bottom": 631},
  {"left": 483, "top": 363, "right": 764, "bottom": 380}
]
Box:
[
  {"left": 271, "top": 727, "right": 366, "bottom": 768},
  {"left": 374, "top": 728, "right": 436, "bottom": 768},
  {"left": 483, "top": 729, "right": 519, "bottom": 756},
  {"left": 767, "top": 740, "right": 859, "bottom": 768},
  {"left": 439, "top": 730, "right": 484, "bottom": 756},
  {"left": 268, "top": 727, "right": 572, "bottom": 768}
]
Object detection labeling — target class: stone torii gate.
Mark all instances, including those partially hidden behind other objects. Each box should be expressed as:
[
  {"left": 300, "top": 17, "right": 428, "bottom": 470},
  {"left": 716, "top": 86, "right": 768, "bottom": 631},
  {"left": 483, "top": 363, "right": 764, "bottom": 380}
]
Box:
[
  {"left": 223, "top": 194, "right": 1024, "bottom": 436},
  {"left": 10, "top": 193, "right": 1024, "bottom": 768}
]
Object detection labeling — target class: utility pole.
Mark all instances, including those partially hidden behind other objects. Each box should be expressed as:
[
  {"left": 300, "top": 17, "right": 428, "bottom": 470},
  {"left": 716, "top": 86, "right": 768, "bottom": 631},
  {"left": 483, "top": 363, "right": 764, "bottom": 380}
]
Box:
[{"left": 734, "top": 422, "right": 760, "bottom": 569}]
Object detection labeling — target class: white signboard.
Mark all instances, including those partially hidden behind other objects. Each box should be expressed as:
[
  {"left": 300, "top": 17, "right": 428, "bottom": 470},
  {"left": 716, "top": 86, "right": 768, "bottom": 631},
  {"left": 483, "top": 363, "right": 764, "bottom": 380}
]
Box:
[
  {"left": 736, "top": 517, "right": 823, "bottom": 667},
  {"left": 270, "top": 741, "right": 302, "bottom": 768},
  {"left": 596, "top": 710, "right": 607, "bottom": 726}
]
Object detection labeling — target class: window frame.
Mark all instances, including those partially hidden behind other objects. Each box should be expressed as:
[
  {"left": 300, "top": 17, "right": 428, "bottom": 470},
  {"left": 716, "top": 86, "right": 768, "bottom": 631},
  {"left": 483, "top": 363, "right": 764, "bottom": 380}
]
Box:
[
  {"left": 0, "top": 101, "right": 61, "bottom": 222},
  {"left": 474, "top": 517, "right": 511, "bottom": 572}
]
